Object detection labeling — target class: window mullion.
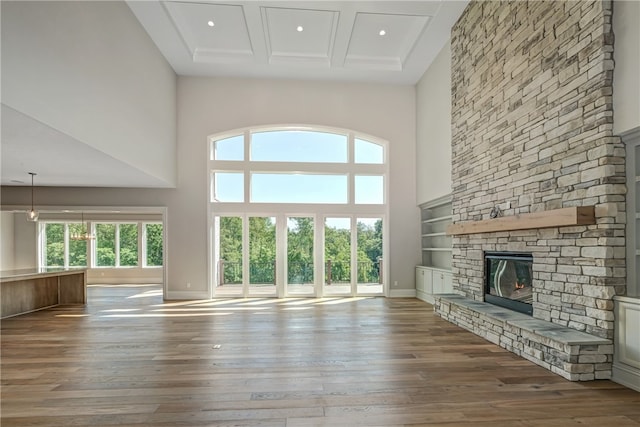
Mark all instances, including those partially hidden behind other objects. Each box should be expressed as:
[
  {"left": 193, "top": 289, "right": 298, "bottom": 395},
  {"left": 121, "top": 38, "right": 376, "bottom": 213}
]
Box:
[
  {"left": 115, "top": 224, "right": 120, "bottom": 268},
  {"left": 139, "top": 222, "right": 145, "bottom": 268},
  {"left": 64, "top": 223, "right": 70, "bottom": 268}
]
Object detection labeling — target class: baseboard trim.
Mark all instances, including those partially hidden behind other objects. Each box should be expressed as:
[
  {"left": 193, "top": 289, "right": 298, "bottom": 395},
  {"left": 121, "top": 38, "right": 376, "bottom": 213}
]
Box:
[
  {"left": 612, "top": 362, "right": 640, "bottom": 392},
  {"left": 416, "top": 290, "right": 435, "bottom": 304},
  {"left": 164, "top": 291, "right": 210, "bottom": 300},
  {"left": 389, "top": 289, "right": 417, "bottom": 298}
]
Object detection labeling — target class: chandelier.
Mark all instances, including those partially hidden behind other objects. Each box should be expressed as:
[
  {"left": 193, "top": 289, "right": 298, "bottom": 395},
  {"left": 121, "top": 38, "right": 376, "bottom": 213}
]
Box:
[{"left": 70, "top": 211, "right": 95, "bottom": 241}]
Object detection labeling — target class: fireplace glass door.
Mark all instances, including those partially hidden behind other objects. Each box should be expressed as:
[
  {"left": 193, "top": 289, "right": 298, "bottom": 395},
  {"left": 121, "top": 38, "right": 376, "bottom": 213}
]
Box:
[{"left": 485, "top": 252, "right": 533, "bottom": 315}]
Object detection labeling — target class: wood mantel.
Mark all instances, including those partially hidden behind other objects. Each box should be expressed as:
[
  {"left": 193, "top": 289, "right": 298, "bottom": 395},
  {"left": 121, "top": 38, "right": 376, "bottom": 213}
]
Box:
[{"left": 446, "top": 206, "right": 595, "bottom": 235}]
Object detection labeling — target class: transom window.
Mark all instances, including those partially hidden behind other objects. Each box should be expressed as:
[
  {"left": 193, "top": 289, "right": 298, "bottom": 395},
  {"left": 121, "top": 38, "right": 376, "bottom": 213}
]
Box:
[{"left": 210, "top": 127, "right": 386, "bottom": 205}]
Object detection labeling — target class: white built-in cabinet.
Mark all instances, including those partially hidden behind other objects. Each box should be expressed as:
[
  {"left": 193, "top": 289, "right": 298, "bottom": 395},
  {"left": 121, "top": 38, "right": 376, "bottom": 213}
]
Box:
[
  {"left": 613, "top": 128, "right": 640, "bottom": 392},
  {"left": 416, "top": 195, "right": 453, "bottom": 304},
  {"left": 416, "top": 266, "right": 453, "bottom": 304}
]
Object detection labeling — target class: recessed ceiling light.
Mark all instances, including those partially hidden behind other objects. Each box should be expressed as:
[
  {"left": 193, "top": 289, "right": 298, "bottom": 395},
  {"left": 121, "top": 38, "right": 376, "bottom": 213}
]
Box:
[
  {"left": 207, "top": 20, "right": 215, "bottom": 27},
  {"left": 379, "top": 29, "right": 387, "bottom": 36},
  {"left": 296, "top": 26, "right": 304, "bottom": 32}
]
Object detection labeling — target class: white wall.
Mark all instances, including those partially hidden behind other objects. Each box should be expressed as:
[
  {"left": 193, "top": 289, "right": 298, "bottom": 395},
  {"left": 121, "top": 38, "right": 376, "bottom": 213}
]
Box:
[
  {"left": 1, "top": 1, "right": 177, "bottom": 186},
  {"left": 416, "top": 41, "right": 453, "bottom": 204},
  {"left": 177, "top": 77, "right": 419, "bottom": 296},
  {"left": 0, "top": 212, "right": 15, "bottom": 270},
  {"left": 13, "top": 213, "right": 37, "bottom": 270},
  {"left": 613, "top": 0, "right": 640, "bottom": 135},
  {"left": 1, "top": 77, "right": 420, "bottom": 296}
]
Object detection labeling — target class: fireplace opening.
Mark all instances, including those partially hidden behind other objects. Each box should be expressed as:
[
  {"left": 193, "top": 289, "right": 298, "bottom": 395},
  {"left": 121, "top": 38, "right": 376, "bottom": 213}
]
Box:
[{"left": 485, "top": 252, "right": 533, "bottom": 315}]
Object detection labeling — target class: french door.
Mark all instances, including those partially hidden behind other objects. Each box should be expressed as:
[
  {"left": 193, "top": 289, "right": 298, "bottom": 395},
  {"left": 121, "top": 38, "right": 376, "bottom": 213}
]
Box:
[{"left": 212, "top": 214, "right": 384, "bottom": 298}]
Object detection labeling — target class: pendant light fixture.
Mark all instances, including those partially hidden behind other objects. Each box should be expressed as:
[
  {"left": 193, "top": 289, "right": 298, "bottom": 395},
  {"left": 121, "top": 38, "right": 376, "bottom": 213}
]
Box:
[
  {"left": 70, "top": 211, "right": 95, "bottom": 241},
  {"left": 26, "top": 172, "right": 39, "bottom": 222}
]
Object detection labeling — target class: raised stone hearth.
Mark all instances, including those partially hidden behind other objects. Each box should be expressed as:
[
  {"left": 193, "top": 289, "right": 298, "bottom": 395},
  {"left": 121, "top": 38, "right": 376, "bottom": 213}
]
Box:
[
  {"left": 436, "top": 294, "right": 612, "bottom": 381},
  {"left": 440, "top": 0, "right": 626, "bottom": 381}
]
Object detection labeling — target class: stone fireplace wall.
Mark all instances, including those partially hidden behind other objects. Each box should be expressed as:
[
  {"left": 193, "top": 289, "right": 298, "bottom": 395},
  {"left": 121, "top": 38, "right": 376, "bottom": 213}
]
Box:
[{"left": 449, "top": 0, "right": 625, "bottom": 340}]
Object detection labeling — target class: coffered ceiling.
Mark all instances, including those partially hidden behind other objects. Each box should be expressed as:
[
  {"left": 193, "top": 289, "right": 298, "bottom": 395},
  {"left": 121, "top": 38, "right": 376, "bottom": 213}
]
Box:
[{"left": 127, "top": 0, "right": 469, "bottom": 84}]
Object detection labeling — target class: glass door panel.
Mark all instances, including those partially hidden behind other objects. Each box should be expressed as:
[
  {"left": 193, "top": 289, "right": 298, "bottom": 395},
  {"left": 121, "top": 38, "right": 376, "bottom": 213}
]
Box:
[
  {"left": 215, "top": 216, "right": 243, "bottom": 297},
  {"left": 286, "top": 217, "right": 315, "bottom": 296},
  {"left": 357, "top": 217, "right": 384, "bottom": 295},
  {"left": 248, "top": 216, "right": 277, "bottom": 297},
  {"left": 324, "top": 217, "right": 352, "bottom": 296}
]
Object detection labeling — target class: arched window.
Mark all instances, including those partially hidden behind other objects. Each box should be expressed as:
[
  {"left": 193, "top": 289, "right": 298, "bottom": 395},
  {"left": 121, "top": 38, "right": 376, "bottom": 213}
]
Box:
[{"left": 208, "top": 125, "right": 388, "bottom": 298}]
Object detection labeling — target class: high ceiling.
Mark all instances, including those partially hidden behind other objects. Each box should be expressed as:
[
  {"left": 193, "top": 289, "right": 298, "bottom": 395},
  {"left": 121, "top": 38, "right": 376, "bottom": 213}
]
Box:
[
  {"left": 1, "top": 1, "right": 468, "bottom": 188},
  {"left": 128, "top": 0, "right": 469, "bottom": 84}
]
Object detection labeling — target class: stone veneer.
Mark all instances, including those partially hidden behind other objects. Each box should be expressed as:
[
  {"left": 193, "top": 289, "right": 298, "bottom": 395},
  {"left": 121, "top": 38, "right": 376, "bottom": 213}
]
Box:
[{"left": 436, "top": 0, "right": 626, "bottom": 380}]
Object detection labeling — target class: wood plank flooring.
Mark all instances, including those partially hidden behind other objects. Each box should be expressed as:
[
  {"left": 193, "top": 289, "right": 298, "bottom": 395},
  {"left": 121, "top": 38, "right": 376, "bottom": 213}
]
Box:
[{"left": 1, "top": 284, "right": 638, "bottom": 426}]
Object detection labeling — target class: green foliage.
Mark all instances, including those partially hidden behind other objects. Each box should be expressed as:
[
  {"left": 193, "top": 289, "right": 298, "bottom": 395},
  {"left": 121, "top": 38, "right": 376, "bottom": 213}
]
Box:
[
  {"left": 45, "top": 224, "right": 64, "bottom": 266},
  {"left": 42, "top": 221, "right": 163, "bottom": 269},
  {"left": 119, "top": 224, "right": 138, "bottom": 267},
  {"left": 249, "top": 217, "right": 276, "bottom": 283},
  {"left": 287, "top": 217, "right": 314, "bottom": 284},
  {"left": 325, "top": 222, "right": 351, "bottom": 283},
  {"left": 220, "top": 217, "right": 243, "bottom": 283},
  {"left": 356, "top": 219, "right": 383, "bottom": 283},
  {"left": 218, "top": 216, "right": 383, "bottom": 285},
  {"left": 96, "top": 224, "right": 116, "bottom": 266},
  {"left": 146, "top": 223, "right": 163, "bottom": 266}
]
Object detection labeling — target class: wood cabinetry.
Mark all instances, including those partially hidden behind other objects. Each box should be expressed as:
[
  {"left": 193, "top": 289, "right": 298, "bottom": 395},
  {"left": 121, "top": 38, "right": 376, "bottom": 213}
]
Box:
[{"left": 0, "top": 269, "right": 87, "bottom": 318}]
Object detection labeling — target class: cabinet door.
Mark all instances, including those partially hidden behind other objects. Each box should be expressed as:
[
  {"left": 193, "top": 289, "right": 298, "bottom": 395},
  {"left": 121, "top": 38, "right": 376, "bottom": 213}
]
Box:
[
  {"left": 442, "top": 271, "right": 453, "bottom": 293},
  {"left": 424, "top": 269, "right": 433, "bottom": 294},
  {"left": 433, "top": 271, "right": 444, "bottom": 294},
  {"left": 415, "top": 268, "right": 425, "bottom": 292}
]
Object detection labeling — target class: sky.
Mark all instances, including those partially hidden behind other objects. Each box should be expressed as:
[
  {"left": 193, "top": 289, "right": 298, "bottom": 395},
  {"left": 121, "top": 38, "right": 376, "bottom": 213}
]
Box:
[{"left": 213, "top": 130, "right": 384, "bottom": 204}]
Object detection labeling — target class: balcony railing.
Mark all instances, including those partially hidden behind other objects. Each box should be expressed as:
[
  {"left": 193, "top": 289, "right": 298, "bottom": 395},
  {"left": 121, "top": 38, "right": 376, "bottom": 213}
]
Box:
[{"left": 218, "top": 259, "right": 382, "bottom": 286}]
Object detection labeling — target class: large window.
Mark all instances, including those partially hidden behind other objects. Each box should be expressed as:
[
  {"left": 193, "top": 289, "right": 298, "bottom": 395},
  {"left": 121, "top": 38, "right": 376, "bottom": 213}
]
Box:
[
  {"left": 41, "top": 221, "right": 163, "bottom": 269},
  {"left": 209, "top": 126, "right": 388, "bottom": 298},
  {"left": 210, "top": 127, "right": 386, "bottom": 205}
]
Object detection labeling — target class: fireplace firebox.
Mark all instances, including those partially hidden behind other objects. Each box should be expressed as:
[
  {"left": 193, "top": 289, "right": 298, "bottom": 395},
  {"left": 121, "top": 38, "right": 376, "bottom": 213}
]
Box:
[{"left": 485, "top": 252, "right": 533, "bottom": 315}]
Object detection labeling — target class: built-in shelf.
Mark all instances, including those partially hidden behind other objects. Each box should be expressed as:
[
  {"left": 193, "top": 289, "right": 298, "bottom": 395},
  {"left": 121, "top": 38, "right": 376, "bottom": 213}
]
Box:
[
  {"left": 419, "top": 196, "right": 453, "bottom": 269},
  {"left": 422, "top": 215, "right": 453, "bottom": 224},
  {"left": 447, "top": 206, "right": 596, "bottom": 235}
]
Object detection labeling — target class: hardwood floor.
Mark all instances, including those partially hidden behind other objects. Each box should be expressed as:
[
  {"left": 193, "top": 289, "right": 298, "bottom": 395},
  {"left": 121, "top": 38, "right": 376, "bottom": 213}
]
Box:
[{"left": 1, "top": 284, "right": 638, "bottom": 426}]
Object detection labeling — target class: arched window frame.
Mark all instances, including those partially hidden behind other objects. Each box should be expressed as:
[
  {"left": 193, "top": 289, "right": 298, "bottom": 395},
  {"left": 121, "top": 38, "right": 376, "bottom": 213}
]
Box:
[{"left": 207, "top": 125, "right": 389, "bottom": 298}]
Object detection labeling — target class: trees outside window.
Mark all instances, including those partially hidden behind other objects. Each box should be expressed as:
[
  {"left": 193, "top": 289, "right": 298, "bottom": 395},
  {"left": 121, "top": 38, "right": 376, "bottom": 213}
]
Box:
[
  {"left": 44, "top": 223, "right": 64, "bottom": 267},
  {"left": 68, "top": 223, "right": 87, "bottom": 267},
  {"left": 96, "top": 223, "right": 116, "bottom": 267},
  {"left": 145, "top": 223, "right": 163, "bottom": 267},
  {"left": 119, "top": 224, "right": 138, "bottom": 266}
]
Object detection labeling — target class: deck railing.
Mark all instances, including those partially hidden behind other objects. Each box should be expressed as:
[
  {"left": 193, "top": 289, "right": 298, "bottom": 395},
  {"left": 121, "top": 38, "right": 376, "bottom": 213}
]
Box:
[{"left": 218, "top": 259, "right": 382, "bottom": 285}]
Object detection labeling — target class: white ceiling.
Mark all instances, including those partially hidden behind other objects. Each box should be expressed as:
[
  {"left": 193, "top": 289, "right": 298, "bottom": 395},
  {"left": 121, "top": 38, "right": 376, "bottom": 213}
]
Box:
[
  {"left": 128, "top": 0, "right": 468, "bottom": 84},
  {"left": 1, "top": 1, "right": 468, "bottom": 189},
  {"left": 1, "top": 105, "right": 171, "bottom": 188}
]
